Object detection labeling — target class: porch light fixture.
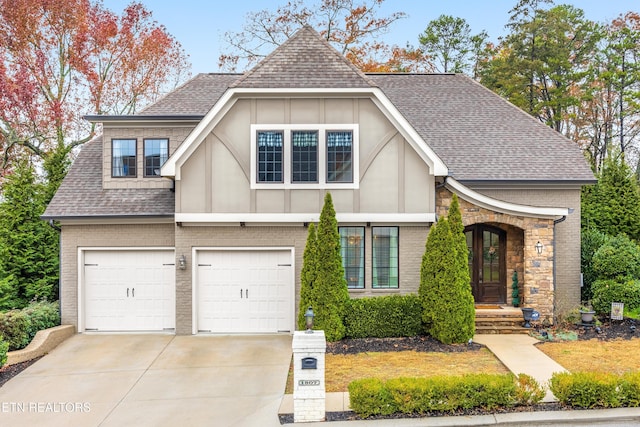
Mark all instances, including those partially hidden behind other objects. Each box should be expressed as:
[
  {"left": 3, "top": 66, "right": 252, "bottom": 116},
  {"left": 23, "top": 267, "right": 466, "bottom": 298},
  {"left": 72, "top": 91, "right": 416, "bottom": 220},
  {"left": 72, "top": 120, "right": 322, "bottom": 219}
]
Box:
[
  {"left": 535, "top": 241, "right": 543, "bottom": 255},
  {"left": 178, "top": 255, "right": 187, "bottom": 270},
  {"left": 304, "top": 306, "right": 315, "bottom": 333}
]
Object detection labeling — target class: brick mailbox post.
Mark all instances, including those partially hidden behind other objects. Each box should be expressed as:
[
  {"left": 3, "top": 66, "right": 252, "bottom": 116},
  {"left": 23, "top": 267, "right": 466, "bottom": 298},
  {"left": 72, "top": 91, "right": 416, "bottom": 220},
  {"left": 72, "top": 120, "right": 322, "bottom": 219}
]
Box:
[{"left": 292, "top": 330, "right": 326, "bottom": 423}]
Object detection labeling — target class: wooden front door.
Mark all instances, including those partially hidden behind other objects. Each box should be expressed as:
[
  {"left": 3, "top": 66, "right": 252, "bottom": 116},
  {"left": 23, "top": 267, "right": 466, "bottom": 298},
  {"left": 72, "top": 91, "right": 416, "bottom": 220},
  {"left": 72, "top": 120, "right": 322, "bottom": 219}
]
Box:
[{"left": 465, "top": 225, "right": 506, "bottom": 304}]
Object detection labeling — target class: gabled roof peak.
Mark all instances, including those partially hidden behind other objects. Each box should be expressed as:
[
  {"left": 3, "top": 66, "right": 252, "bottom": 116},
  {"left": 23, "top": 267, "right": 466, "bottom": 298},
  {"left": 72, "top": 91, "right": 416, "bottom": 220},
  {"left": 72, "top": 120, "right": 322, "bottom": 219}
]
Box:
[{"left": 231, "top": 25, "right": 377, "bottom": 89}]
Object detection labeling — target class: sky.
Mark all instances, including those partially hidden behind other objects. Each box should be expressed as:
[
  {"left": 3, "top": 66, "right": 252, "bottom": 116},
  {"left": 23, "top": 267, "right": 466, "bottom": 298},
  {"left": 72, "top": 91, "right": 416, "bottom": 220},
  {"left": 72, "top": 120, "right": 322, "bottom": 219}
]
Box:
[{"left": 103, "top": 0, "right": 637, "bottom": 74}]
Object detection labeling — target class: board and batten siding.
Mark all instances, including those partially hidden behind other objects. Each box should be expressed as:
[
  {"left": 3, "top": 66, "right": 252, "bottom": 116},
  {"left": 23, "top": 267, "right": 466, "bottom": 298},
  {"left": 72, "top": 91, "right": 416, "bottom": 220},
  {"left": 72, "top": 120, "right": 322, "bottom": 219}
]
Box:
[{"left": 175, "top": 97, "right": 435, "bottom": 216}]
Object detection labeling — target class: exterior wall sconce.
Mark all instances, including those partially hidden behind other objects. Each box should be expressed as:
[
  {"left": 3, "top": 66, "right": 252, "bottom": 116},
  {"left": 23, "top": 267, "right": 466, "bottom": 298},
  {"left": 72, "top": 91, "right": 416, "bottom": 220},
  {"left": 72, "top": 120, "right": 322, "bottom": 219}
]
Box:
[
  {"left": 535, "top": 241, "right": 543, "bottom": 255},
  {"left": 304, "top": 306, "right": 315, "bottom": 333},
  {"left": 178, "top": 255, "right": 187, "bottom": 270}
]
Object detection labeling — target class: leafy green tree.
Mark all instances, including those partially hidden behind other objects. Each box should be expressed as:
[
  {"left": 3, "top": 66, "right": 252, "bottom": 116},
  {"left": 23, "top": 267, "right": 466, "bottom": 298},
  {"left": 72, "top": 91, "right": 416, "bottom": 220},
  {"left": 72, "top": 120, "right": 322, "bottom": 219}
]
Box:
[
  {"left": 480, "top": 3, "right": 600, "bottom": 134},
  {"left": 298, "top": 223, "right": 318, "bottom": 330},
  {"left": 310, "top": 193, "right": 350, "bottom": 341},
  {"left": 418, "top": 14, "right": 488, "bottom": 74},
  {"left": 419, "top": 211, "right": 475, "bottom": 344},
  {"left": 582, "top": 155, "right": 640, "bottom": 242},
  {"left": 0, "top": 160, "right": 59, "bottom": 308}
]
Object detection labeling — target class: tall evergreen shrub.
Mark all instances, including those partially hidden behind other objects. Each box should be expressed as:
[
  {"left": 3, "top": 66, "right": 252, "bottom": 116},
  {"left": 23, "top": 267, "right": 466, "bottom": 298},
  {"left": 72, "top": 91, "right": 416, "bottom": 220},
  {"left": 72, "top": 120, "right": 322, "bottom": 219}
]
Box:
[
  {"left": 309, "top": 193, "right": 350, "bottom": 341},
  {"left": 0, "top": 160, "right": 59, "bottom": 308},
  {"left": 298, "top": 223, "right": 317, "bottom": 330},
  {"left": 419, "top": 194, "right": 475, "bottom": 344}
]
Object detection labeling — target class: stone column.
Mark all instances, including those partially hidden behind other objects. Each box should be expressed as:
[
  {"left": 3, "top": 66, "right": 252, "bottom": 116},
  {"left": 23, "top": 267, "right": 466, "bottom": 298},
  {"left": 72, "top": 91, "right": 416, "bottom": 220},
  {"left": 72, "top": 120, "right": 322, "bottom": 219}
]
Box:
[{"left": 292, "top": 330, "right": 326, "bottom": 423}]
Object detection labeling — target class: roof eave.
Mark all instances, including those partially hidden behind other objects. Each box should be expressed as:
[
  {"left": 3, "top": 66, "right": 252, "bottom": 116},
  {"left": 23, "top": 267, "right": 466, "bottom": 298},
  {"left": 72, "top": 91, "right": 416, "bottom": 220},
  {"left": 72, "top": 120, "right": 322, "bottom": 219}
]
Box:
[{"left": 84, "top": 115, "right": 204, "bottom": 123}]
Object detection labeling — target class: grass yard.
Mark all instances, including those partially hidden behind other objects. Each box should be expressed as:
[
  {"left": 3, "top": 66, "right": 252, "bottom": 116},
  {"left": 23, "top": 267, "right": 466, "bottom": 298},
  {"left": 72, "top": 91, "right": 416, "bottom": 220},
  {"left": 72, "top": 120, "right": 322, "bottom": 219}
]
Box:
[
  {"left": 286, "top": 348, "right": 508, "bottom": 393},
  {"left": 536, "top": 337, "right": 640, "bottom": 375}
]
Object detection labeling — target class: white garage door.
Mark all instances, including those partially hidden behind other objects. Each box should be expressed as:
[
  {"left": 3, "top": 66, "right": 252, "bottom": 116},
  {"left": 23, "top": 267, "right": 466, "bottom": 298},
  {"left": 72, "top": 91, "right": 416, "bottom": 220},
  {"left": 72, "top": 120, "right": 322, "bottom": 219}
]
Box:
[
  {"left": 84, "top": 250, "right": 175, "bottom": 332},
  {"left": 196, "top": 249, "right": 293, "bottom": 333}
]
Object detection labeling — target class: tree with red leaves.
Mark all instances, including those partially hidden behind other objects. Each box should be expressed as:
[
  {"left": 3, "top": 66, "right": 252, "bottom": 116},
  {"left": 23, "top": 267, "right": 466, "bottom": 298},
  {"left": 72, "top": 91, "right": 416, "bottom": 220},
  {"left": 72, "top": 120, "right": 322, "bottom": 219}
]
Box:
[{"left": 0, "top": 0, "right": 190, "bottom": 192}]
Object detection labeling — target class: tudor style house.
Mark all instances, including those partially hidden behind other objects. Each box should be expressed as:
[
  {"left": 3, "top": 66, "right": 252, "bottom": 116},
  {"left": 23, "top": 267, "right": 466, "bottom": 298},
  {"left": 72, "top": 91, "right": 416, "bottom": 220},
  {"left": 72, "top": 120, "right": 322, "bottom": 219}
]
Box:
[{"left": 43, "top": 26, "right": 594, "bottom": 335}]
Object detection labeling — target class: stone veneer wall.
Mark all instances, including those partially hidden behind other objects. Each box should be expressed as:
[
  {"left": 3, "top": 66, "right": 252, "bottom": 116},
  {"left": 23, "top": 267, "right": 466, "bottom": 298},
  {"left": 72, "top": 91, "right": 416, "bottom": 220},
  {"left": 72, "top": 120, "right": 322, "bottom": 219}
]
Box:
[{"left": 437, "top": 188, "right": 555, "bottom": 324}]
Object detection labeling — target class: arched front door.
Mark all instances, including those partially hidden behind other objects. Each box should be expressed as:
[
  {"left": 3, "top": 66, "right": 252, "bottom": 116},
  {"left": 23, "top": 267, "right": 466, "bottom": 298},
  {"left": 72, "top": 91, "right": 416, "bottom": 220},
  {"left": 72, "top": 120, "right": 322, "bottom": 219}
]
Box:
[{"left": 464, "top": 225, "right": 506, "bottom": 304}]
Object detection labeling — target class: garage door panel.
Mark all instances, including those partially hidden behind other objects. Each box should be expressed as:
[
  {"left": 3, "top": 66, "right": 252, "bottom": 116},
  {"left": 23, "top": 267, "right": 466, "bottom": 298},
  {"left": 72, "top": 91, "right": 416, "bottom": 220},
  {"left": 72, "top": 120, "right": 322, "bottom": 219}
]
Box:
[
  {"left": 84, "top": 250, "right": 175, "bottom": 332},
  {"left": 197, "top": 250, "right": 293, "bottom": 333}
]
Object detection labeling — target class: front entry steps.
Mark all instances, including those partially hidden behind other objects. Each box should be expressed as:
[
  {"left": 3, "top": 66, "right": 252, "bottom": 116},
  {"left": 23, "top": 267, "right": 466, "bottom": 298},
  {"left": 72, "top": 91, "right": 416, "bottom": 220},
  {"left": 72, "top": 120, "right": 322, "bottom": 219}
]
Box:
[{"left": 475, "top": 306, "right": 530, "bottom": 334}]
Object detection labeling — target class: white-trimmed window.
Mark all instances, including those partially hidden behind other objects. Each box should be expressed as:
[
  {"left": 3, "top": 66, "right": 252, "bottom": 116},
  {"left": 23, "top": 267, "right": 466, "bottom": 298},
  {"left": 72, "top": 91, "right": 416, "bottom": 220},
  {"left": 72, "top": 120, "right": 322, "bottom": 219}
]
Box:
[
  {"left": 339, "top": 227, "right": 365, "bottom": 289},
  {"left": 251, "top": 124, "right": 359, "bottom": 189}
]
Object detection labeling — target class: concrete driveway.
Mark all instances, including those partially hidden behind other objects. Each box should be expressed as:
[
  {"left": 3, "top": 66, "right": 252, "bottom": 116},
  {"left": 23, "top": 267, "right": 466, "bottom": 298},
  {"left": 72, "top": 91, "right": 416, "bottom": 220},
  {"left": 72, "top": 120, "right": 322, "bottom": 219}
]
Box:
[{"left": 0, "top": 334, "right": 292, "bottom": 427}]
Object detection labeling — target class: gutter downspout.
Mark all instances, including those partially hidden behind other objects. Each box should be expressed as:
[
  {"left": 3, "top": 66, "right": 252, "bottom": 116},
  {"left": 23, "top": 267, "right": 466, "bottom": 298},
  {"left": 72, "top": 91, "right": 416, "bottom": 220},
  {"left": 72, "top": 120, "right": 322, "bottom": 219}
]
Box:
[
  {"left": 552, "top": 215, "right": 568, "bottom": 324},
  {"left": 47, "top": 219, "right": 62, "bottom": 321}
]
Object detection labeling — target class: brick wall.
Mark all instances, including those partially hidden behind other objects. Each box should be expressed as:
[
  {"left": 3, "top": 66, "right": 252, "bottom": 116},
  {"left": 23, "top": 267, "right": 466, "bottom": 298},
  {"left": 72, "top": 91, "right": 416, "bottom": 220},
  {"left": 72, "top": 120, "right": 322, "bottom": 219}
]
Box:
[{"left": 59, "top": 223, "right": 175, "bottom": 329}]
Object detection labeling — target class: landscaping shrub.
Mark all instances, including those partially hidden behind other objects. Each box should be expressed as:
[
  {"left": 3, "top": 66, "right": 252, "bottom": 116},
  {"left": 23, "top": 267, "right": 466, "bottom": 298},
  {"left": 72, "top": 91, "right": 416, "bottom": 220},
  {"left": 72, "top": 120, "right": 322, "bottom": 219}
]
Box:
[
  {"left": 580, "top": 229, "right": 611, "bottom": 302},
  {"left": 344, "top": 295, "right": 422, "bottom": 339},
  {"left": 0, "top": 339, "right": 8, "bottom": 368},
  {"left": 348, "top": 373, "right": 541, "bottom": 417},
  {"left": 419, "top": 195, "right": 474, "bottom": 344},
  {"left": 619, "top": 372, "right": 640, "bottom": 407},
  {"left": 591, "top": 278, "right": 640, "bottom": 314},
  {"left": 0, "top": 301, "right": 60, "bottom": 351},
  {"left": 549, "top": 372, "right": 620, "bottom": 408},
  {"left": 591, "top": 234, "right": 640, "bottom": 281},
  {"left": 297, "top": 223, "right": 317, "bottom": 330},
  {"left": 347, "top": 378, "right": 396, "bottom": 417},
  {"left": 514, "top": 374, "right": 546, "bottom": 406}
]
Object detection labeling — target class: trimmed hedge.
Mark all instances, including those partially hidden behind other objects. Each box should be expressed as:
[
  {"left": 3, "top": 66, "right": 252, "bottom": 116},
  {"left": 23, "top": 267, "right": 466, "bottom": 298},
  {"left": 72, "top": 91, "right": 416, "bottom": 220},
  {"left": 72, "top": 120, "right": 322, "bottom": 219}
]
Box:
[
  {"left": 348, "top": 373, "right": 544, "bottom": 417},
  {"left": 0, "top": 339, "right": 8, "bottom": 368},
  {"left": 591, "top": 278, "right": 640, "bottom": 315},
  {"left": 344, "top": 295, "right": 422, "bottom": 339},
  {"left": 550, "top": 371, "right": 640, "bottom": 408},
  {"left": 0, "top": 301, "right": 60, "bottom": 351}
]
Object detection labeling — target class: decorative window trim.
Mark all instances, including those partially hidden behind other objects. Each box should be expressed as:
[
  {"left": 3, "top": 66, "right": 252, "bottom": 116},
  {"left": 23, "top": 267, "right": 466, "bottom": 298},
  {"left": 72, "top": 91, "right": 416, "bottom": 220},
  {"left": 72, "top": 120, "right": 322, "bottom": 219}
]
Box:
[
  {"left": 143, "top": 138, "right": 169, "bottom": 178},
  {"left": 111, "top": 138, "right": 137, "bottom": 178},
  {"left": 250, "top": 124, "right": 359, "bottom": 189}
]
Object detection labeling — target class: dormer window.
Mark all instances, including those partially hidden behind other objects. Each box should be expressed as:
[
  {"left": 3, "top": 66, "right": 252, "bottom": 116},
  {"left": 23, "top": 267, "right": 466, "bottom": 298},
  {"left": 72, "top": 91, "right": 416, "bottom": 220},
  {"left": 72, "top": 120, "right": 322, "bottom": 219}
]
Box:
[
  {"left": 144, "top": 138, "right": 169, "bottom": 177},
  {"left": 112, "top": 139, "right": 137, "bottom": 177},
  {"left": 251, "top": 124, "right": 358, "bottom": 189}
]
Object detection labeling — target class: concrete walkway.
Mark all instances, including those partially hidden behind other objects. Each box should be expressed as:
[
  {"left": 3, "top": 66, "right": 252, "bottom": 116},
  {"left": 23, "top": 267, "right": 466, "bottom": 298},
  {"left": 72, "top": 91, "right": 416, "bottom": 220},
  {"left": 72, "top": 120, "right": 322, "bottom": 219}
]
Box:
[{"left": 473, "top": 334, "right": 567, "bottom": 402}]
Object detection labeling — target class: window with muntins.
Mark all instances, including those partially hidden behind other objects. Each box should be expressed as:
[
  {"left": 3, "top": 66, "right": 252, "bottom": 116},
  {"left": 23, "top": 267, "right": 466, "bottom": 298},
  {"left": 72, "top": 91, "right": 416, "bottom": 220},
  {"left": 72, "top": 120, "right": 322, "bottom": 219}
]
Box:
[
  {"left": 372, "top": 227, "right": 399, "bottom": 289},
  {"left": 339, "top": 227, "right": 365, "bottom": 289},
  {"left": 257, "top": 131, "right": 284, "bottom": 183},
  {"left": 251, "top": 124, "right": 358, "bottom": 189},
  {"left": 112, "top": 139, "right": 136, "bottom": 177},
  {"left": 327, "top": 131, "right": 353, "bottom": 183},
  {"left": 144, "top": 138, "right": 169, "bottom": 177},
  {"left": 292, "top": 131, "right": 318, "bottom": 183}
]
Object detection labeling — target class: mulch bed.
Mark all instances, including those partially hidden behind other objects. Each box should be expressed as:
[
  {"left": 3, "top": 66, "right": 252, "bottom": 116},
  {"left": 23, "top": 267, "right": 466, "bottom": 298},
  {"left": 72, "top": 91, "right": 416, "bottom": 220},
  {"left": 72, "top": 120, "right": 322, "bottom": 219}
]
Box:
[
  {"left": 0, "top": 357, "right": 41, "bottom": 388},
  {"left": 280, "top": 317, "right": 639, "bottom": 424}
]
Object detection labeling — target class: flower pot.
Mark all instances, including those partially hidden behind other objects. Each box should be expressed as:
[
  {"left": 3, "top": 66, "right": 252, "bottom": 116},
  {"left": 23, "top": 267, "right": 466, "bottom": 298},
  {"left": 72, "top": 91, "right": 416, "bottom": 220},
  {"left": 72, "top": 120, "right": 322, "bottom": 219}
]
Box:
[
  {"left": 580, "top": 310, "right": 596, "bottom": 324},
  {"left": 521, "top": 307, "right": 534, "bottom": 328}
]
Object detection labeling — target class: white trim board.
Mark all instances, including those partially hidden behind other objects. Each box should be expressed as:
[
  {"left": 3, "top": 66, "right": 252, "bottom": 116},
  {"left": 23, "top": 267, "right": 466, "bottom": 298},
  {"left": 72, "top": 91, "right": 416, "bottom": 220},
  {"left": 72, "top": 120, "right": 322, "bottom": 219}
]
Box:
[
  {"left": 445, "top": 177, "right": 570, "bottom": 219},
  {"left": 175, "top": 212, "right": 436, "bottom": 225}
]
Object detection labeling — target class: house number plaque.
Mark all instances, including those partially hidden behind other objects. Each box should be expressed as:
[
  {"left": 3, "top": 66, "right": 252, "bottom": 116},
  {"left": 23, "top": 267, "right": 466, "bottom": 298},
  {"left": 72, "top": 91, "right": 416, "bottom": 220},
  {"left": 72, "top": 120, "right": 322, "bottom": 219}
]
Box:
[{"left": 298, "top": 379, "right": 320, "bottom": 386}]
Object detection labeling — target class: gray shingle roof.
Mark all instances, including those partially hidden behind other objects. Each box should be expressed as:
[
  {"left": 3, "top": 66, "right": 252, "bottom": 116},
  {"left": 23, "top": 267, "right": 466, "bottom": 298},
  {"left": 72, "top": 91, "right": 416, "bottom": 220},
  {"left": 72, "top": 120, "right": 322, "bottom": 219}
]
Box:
[
  {"left": 139, "top": 73, "right": 240, "bottom": 116},
  {"left": 45, "top": 26, "right": 594, "bottom": 219},
  {"left": 42, "top": 136, "right": 174, "bottom": 219},
  {"left": 231, "top": 25, "right": 376, "bottom": 89},
  {"left": 368, "top": 73, "right": 595, "bottom": 182}
]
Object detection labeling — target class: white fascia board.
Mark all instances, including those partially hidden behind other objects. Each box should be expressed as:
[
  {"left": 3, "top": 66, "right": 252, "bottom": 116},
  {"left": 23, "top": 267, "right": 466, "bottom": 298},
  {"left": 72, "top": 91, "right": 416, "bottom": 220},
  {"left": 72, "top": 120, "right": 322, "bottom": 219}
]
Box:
[
  {"left": 161, "top": 89, "right": 237, "bottom": 178},
  {"left": 175, "top": 212, "right": 435, "bottom": 225},
  {"left": 370, "top": 88, "right": 448, "bottom": 176},
  {"left": 445, "top": 178, "right": 570, "bottom": 218},
  {"left": 162, "top": 86, "right": 449, "bottom": 179}
]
